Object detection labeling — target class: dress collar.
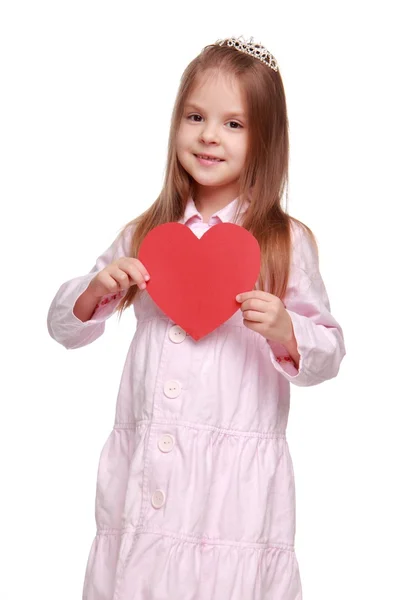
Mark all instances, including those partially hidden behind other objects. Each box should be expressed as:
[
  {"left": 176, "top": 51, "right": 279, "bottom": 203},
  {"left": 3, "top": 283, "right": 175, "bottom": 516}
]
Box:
[{"left": 180, "top": 194, "right": 250, "bottom": 225}]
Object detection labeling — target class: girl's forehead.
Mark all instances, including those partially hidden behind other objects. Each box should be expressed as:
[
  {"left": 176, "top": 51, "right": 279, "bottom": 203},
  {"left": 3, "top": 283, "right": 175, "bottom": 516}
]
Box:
[
  {"left": 192, "top": 69, "right": 240, "bottom": 90},
  {"left": 186, "top": 72, "right": 245, "bottom": 107}
]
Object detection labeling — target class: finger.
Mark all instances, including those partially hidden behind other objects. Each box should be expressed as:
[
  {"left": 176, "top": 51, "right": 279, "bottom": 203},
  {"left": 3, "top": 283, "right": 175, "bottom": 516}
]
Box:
[
  {"left": 236, "top": 290, "right": 272, "bottom": 302},
  {"left": 100, "top": 271, "right": 124, "bottom": 294},
  {"left": 132, "top": 258, "right": 150, "bottom": 281},
  {"left": 243, "top": 309, "right": 264, "bottom": 323},
  {"left": 243, "top": 319, "right": 265, "bottom": 334},
  {"left": 110, "top": 266, "right": 136, "bottom": 290},
  {"left": 240, "top": 298, "right": 268, "bottom": 313},
  {"left": 128, "top": 264, "right": 148, "bottom": 289},
  {"left": 119, "top": 258, "right": 149, "bottom": 285},
  {"left": 114, "top": 261, "right": 145, "bottom": 289}
]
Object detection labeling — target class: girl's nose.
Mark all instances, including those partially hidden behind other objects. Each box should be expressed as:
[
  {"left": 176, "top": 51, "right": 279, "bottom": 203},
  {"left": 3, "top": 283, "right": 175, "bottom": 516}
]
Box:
[{"left": 200, "top": 125, "right": 220, "bottom": 144}]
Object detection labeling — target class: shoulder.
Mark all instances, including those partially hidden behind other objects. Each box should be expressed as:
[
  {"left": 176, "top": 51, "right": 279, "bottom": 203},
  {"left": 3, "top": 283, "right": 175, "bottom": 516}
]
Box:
[
  {"left": 288, "top": 217, "right": 320, "bottom": 271},
  {"left": 114, "top": 220, "right": 138, "bottom": 256}
]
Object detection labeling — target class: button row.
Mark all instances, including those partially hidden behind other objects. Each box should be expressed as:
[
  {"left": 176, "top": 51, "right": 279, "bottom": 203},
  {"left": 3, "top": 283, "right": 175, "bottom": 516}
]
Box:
[
  {"left": 152, "top": 325, "right": 186, "bottom": 510},
  {"left": 151, "top": 435, "right": 175, "bottom": 509}
]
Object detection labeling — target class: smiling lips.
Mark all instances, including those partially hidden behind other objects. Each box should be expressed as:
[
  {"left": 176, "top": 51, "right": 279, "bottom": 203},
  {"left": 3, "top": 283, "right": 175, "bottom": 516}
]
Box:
[{"left": 195, "top": 153, "right": 225, "bottom": 163}]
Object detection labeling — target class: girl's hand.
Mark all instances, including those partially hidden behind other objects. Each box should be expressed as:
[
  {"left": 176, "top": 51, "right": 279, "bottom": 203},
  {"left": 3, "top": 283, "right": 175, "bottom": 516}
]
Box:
[
  {"left": 236, "top": 290, "right": 294, "bottom": 344},
  {"left": 88, "top": 257, "right": 150, "bottom": 299}
]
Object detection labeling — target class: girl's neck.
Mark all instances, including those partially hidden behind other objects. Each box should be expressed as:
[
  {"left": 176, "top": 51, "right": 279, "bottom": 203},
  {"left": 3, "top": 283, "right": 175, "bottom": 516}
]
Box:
[{"left": 193, "top": 188, "right": 240, "bottom": 222}]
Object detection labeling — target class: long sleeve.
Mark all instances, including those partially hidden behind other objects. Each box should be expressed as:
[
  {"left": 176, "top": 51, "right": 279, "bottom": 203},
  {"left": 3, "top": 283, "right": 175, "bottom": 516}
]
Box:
[
  {"left": 267, "top": 223, "right": 346, "bottom": 387},
  {"left": 47, "top": 223, "right": 135, "bottom": 350}
]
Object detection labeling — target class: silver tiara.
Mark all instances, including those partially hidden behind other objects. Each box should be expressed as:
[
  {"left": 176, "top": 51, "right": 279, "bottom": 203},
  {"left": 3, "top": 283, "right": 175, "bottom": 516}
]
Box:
[{"left": 215, "top": 36, "right": 278, "bottom": 72}]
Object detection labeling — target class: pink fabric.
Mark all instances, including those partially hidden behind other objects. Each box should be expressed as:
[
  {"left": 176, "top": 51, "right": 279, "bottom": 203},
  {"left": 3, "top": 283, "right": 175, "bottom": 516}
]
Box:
[{"left": 47, "top": 195, "right": 346, "bottom": 600}]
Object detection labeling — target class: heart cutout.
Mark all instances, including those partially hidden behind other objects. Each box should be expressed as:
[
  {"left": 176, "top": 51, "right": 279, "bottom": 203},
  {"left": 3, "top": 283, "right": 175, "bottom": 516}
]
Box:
[{"left": 138, "top": 222, "right": 261, "bottom": 340}]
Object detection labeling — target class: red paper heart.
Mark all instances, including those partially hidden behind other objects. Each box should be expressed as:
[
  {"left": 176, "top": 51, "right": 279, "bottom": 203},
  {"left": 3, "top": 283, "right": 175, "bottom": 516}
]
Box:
[{"left": 138, "top": 222, "right": 261, "bottom": 340}]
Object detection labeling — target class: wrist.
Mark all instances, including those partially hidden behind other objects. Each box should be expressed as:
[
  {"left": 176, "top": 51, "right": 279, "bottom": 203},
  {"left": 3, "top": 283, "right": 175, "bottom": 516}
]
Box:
[
  {"left": 282, "top": 325, "right": 300, "bottom": 368},
  {"left": 87, "top": 281, "right": 106, "bottom": 300}
]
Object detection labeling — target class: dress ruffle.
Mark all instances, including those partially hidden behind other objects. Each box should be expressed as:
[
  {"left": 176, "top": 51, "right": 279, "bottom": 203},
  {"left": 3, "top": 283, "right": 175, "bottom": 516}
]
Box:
[{"left": 84, "top": 529, "right": 302, "bottom": 600}]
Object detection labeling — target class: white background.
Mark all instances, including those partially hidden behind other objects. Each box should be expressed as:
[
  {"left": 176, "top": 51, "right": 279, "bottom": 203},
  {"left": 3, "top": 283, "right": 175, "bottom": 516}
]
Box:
[{"left": 1, "top": 1, "right": 399, "bottom": 598}]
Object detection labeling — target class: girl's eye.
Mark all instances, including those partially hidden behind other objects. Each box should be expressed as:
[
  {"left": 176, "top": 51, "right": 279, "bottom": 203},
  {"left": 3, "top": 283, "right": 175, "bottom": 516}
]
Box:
[{"left": 187, "top": 114, "right": 242, "bottom": 129}]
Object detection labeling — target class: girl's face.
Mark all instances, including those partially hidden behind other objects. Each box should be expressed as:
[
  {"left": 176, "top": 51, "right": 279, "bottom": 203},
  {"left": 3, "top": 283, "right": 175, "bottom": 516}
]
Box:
[{"left": 176, "top": 70, "right": 249, "bottom": 203}]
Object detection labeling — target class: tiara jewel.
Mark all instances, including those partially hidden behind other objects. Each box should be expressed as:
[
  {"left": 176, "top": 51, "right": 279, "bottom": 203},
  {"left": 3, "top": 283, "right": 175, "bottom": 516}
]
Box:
[{"left": 215, "top": 35, "right": 279, "bottom": 72}]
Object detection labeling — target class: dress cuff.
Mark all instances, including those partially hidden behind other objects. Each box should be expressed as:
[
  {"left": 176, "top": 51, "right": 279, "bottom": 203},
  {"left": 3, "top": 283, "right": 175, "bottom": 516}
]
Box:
[
  {"left": 47, "top": 273, "right": 126, "bottom": 349},
  {"left": 267, "top": 310, "right": 328, "bottom": 387}
]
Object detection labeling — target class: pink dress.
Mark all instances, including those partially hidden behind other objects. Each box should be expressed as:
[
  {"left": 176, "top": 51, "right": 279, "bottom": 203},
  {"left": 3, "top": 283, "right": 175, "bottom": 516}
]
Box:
[{"left": 47, "top": 195, "right": 346, "bottom": 600}]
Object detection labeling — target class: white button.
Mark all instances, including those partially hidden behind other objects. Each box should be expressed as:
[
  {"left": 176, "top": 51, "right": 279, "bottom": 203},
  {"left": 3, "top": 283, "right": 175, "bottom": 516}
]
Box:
[
  {"left": 151, "top": 489, "right": 165, "bottom": 509},
  {"left": 168, "top": 325, "right": 187, "bottom": 343},
  {"left": 163, "top": 380, "right": 182, "bottom": 399},
  {"left": 158, "top": 434, "right": 175, "bottom": 453}
]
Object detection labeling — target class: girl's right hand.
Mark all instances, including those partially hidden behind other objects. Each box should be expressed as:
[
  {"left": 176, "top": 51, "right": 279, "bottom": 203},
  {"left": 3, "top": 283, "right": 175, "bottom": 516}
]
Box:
[{"left": 88, "top": 257, "right": 150, "bottom": 299}]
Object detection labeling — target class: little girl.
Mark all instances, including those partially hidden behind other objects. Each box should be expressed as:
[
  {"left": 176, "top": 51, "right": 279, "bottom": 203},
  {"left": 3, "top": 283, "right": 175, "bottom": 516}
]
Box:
[{"left": 47, "top": 36, "right": 346, "bottom": 600}]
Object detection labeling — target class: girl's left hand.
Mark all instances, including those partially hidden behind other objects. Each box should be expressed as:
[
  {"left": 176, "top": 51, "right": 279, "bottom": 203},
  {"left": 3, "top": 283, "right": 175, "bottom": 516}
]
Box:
[{"left": 236, "top": 290, "right": 294, "bottom": 344}]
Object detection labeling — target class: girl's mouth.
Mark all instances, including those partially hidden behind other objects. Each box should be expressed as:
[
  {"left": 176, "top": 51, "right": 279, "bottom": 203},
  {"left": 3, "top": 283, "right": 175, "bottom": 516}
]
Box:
[{"left": 195, "top": 154, "right": 225, "bottom": 165}]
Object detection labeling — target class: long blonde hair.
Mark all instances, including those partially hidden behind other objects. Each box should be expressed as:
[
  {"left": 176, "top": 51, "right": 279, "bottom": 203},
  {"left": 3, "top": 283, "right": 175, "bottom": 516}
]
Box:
[{"left": 115, "top": 39, "right": 318, "bottom": 318}]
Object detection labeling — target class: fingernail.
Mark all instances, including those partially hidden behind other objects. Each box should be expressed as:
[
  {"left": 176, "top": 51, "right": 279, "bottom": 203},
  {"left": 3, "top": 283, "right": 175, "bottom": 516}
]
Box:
[
  {"left": 140, "top": 283, "right": 146, "bottom": 290},
  {"left": 144, "top": 274, "right": 150, "bottom": 281},
  {"left": 236, "top": 295, "right": 241, "bottom": 301}
]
